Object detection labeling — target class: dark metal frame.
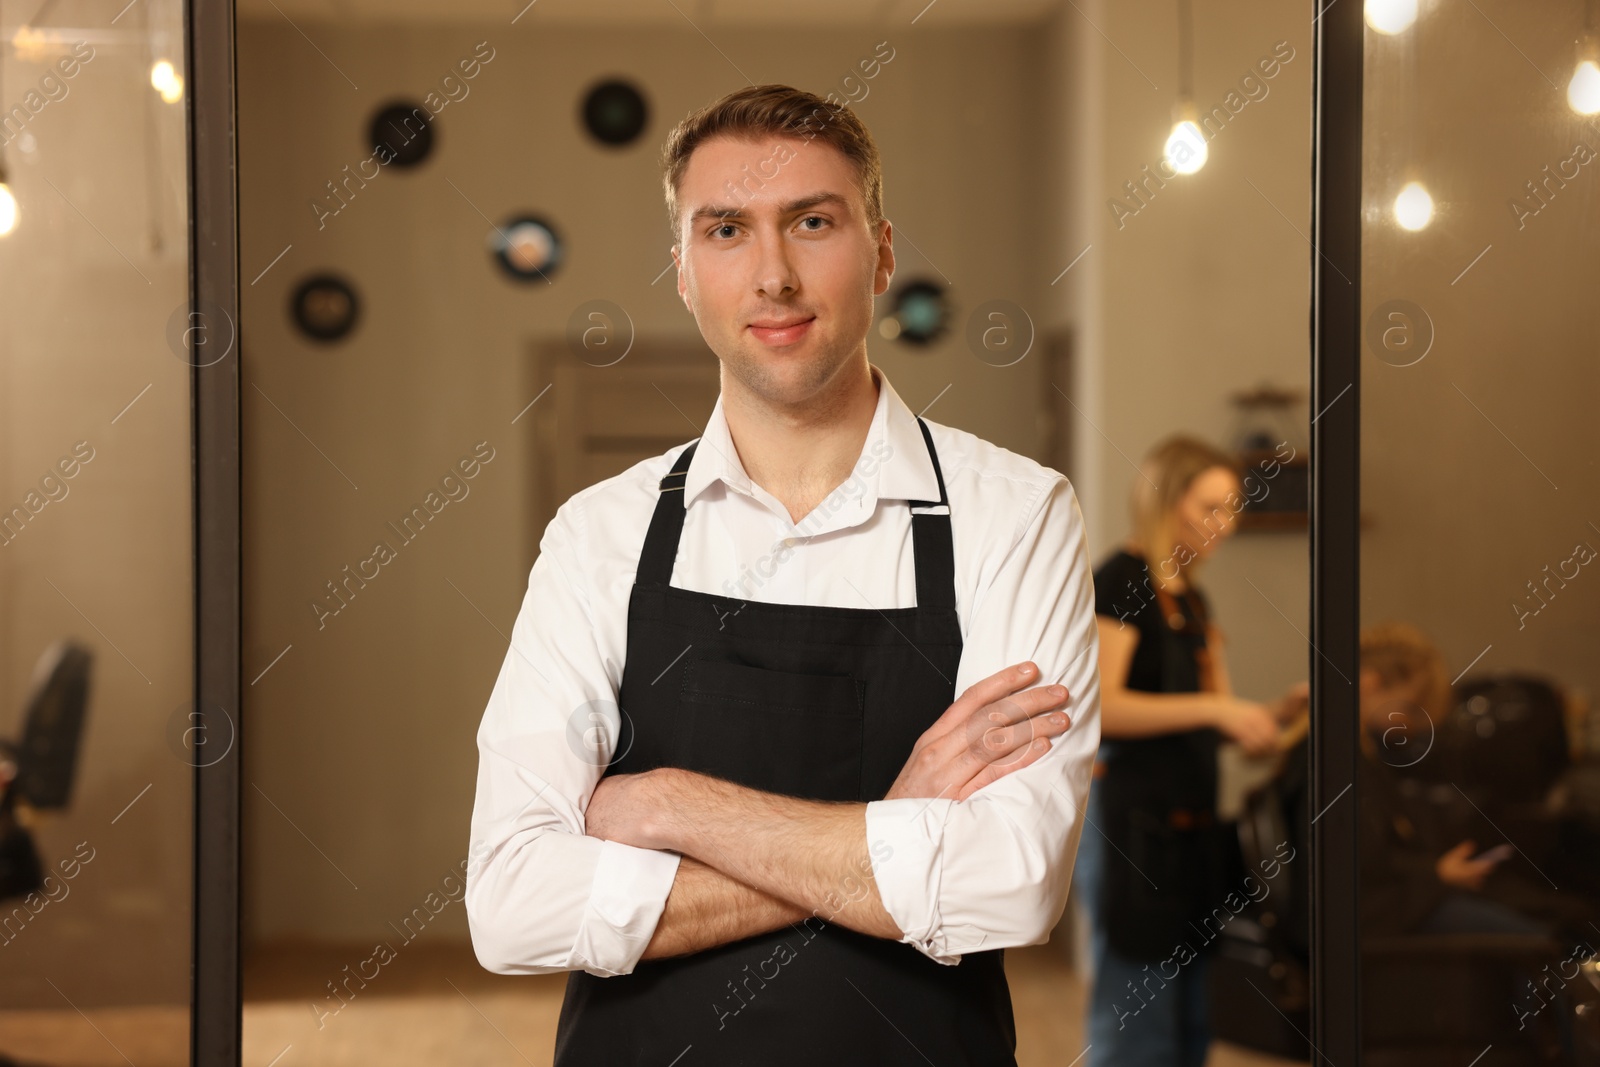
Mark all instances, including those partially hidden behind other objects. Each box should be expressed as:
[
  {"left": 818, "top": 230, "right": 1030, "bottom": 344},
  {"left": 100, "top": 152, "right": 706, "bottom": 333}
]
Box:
[
  {"left": 190, "top": 0, "right": 242, "bottom": 1061},
  {"left": 183, "top": 0, "right": 1367, "bottom": 1062},
  {"left": 1311, "top": 0, "right": 1363, "bottom": 1063}
]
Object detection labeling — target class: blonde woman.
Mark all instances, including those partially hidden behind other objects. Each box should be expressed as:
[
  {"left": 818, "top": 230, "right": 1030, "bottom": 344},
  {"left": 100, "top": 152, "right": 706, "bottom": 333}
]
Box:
[{"left": 1074, "top": 434, "right": 1304, "bottom": 1067}]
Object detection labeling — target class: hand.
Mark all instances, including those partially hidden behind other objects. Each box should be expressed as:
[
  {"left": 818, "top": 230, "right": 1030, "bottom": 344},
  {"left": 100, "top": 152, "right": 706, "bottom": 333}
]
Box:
[
  {"left": 1436, "top": 839, "right": 1505, "bottom": 890},
  {"left": 883, "top": 661, "right": 1072, "bottom": 803},
  {"left": 1212, "top": 696, "right": 1281, "bottom": 757},
  {"left": 1273, "top": 681, "right": 1311, "bottom": 723},
  {"left": 584, "top": 769, "right": 668, "bottom": 851}
]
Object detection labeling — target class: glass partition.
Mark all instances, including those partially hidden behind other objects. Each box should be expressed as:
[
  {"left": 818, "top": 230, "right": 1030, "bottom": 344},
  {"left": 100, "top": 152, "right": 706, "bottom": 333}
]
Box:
[
  {"left": 1359, "top": 1, "right": 1600, "bottom": 1064},
  {"left": 0, "top": 1, "right": 194, "bottom": 1062}
]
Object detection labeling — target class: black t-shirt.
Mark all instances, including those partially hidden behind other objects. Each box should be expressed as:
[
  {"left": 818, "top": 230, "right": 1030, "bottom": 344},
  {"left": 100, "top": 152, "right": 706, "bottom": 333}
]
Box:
[{"left": 1091, "top": 548, "right": 1219, "bottom": 814}]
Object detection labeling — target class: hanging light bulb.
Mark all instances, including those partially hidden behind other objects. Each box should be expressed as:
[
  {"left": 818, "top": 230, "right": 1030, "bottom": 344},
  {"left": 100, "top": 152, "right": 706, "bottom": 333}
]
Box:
[
  {"left": 1393, "top": 180, "right": 1433, "bottom": 231},
  {"left": 0, "top": 161, "right": 16, "bottom": 238},
  {"left": 1163, "top": 0, "right": 1207, "bottom": 176},
  {"left": 0, "top": 157, "right": 16, "bottom": 236},
  {"left": 10, "top": 26, "right": 50, "bottom": 63},
  {"left": 1164, "top": 106, "right": 1209, "bottom": 175},
  {"left": 1571, "top": 59, "right": 1600, "bottom": 114},
  {"left": 1365, "top": 0, "right": 1419, "bottom": 35},
  {"left": 151, "top": 58, "right": 184, "bottom": 103},
  {"left": 1571, "top": 7, "right": 1600, "bottom": 117}
]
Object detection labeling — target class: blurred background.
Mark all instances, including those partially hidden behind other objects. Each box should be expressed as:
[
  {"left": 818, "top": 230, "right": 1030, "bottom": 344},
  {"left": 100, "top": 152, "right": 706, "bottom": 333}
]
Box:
[{"left": 0, "top": 0, "right": 1595, "bottom": 1064}]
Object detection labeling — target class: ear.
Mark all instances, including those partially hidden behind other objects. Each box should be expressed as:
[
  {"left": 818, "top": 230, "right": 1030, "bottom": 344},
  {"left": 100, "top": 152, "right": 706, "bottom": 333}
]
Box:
[
  {"left": 672, "top": 244, "right": 690, "bottom": 309},
  {"left": 873, "top": 218, "right": 895, "bottom": 297}
]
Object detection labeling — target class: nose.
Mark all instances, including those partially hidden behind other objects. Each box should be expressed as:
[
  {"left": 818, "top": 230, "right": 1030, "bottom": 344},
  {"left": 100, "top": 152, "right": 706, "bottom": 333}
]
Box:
[{"left": 753, "top": 228, "right": 799, "bottom": 300}]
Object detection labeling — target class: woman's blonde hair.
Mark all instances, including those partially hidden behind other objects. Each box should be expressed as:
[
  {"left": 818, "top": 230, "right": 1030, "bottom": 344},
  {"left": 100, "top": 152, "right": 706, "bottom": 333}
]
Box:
[
  {"left": 1359, "top": 620, "right": 1453, "bottom": 723},
  {"left": 1128, "top": 434, "right": 1243, "bottom": 586}
]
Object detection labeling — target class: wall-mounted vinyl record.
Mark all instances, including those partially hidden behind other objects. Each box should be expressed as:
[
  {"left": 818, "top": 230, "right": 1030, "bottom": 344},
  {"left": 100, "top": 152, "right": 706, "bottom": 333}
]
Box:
[
  {"left": 581, "top": 79, "right": 649, "bottom": 146},
  {"left": 490, "top": 215, "right": 563, "bottom": 282},
  {"left": 879, "top": 278, "right": 950, "bottom": 346},
  {"left": 370, "top": 101, "right": 434, "bottom": 168},
  {"left": 290, "top": 273, "right": 360, "bottom": 342}
]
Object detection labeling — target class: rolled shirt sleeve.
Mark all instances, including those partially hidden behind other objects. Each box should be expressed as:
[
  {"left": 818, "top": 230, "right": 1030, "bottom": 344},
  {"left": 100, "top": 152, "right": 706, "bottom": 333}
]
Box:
[
  {"left": 465, "top": 495, "right": 681, "bottom": 976},
  {"left": 865, "top": 475, "right": 1103, "bottom": 964}
]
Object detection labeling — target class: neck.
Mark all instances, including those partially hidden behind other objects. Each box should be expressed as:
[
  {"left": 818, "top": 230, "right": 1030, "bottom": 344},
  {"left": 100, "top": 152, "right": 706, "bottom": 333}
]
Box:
[
  {"left": 722, "top": 358, "right": 878, "bottom": 522},
  {"left": 1124, "top": 540, "right": 1188, "bottom": 592}
]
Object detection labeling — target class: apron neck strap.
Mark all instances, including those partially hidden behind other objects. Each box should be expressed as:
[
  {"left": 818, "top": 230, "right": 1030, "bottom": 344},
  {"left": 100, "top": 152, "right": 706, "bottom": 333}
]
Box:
[{"left": 636, "top": 415, "right": 956, "bottom": 613}]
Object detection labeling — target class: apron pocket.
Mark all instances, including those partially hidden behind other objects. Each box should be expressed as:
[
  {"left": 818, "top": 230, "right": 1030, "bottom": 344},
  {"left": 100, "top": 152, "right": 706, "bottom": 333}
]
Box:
[{"left": 679, "top": 658, "right": 865, "bottom": 802}]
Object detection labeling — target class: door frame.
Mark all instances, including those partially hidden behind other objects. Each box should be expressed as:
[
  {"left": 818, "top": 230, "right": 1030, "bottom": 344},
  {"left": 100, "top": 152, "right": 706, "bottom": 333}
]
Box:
[
  {"left": 190, "top": 0, "right": 241, "bottom": 1061},
  {"left": 1309, "top": 0, "right": 1364, "bottom": 1063}
]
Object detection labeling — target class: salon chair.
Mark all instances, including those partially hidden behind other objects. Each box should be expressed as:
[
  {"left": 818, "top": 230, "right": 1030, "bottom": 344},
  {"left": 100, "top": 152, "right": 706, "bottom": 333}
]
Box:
[
  {"left": 0, "top": 640, "right": 93, "bottom": 1067},
  {"left": 1438, "top": 674, "right": 1570, "bottom": 802},
  {"left": 1210, "top": 770, "right": 1312, "bottom": 1060},
  {"left": 1363, "top": 674, "right": 1596, "bottom": 1067}
]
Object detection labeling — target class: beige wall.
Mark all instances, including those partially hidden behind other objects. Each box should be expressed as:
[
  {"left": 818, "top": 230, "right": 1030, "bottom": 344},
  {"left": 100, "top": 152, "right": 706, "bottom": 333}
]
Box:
[
  {"left": 1050, "top": 0, "right": 1314, "bottom": 705},
  {"left": 238, "top": 18, "right": 1067, "bottom": 943}
]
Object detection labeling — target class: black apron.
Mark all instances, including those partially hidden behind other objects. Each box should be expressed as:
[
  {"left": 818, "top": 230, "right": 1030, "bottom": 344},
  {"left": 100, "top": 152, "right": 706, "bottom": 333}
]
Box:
[
  {"left": 554, "top": 417, "right": 1017, "bottom": 1066},
  {"left": 1095, "top": 574, "right": 1234, "bottom": 960}
]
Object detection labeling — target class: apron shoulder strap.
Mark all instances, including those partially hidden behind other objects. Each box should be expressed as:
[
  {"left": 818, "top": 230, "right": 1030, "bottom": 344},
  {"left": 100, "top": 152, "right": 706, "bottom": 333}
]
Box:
[
  {"left": 636, "top": 439, "right": 697, "bottom": 587},
  {"left": 909, "top": 416, "right": 956, "bottom": 612}
]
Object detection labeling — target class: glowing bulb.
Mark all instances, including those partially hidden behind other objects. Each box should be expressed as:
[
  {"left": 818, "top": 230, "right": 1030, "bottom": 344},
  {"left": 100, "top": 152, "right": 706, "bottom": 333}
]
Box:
[
  {"left": 1164, "top": 120, "right": 1208, "bottom": 175},
  {"left": 0, "top": 182, "right": 17, "bottom": 237},
  {"left": 10, "top": 26, "right": 50, "bottom": 62},
  {"left": 151, "top": 59, "right": 184, "bottom": 103},
  {"left": 1393, "top": 180, "right": 1433, "bottom": 231},
  {"left": 1365, "top": 0, "right": 1418, "bottom": 34},
  {"left": 1569, "top": 58, "right": 1600, "bottom": 115}
]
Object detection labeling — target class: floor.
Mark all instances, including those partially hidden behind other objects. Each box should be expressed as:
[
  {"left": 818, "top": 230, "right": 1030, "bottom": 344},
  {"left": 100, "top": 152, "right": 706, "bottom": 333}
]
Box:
[{"left": 0, "top": 942, "right": 1303, "bottom": 1067}]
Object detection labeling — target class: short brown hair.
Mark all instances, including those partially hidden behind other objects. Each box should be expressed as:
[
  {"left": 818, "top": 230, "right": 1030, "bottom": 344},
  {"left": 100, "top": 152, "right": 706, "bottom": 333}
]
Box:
[
  {"left": 1128, "top": 434, "right": 1244, "bottom": 583},
  {"left": 659, "top": 83, "right": 884, "bottom": 243},
  {"left": 1360, "top": 621, "right": 1452, "bottom": 721}
]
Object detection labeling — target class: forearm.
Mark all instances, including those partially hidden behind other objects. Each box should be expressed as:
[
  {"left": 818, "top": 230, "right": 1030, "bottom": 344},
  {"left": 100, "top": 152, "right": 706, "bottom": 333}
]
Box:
[
  {"left": 1101, "top": 688, "right": 1219, "bottom": 738},
  {"left": 641, "top": 855, "right": 811, "bottom": 960},
  {"left": 648, "top": 769, "right": 902, "bottom": 940}
]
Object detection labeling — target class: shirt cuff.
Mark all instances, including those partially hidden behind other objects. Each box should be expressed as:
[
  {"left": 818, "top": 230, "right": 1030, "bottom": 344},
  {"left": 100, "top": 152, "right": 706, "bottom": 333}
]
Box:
[
  {"left": 569, "top": 839, "right": 682, "bottom": 976},
  {"left": 865, "top": 796, "right": 960, "bottom": 965}
]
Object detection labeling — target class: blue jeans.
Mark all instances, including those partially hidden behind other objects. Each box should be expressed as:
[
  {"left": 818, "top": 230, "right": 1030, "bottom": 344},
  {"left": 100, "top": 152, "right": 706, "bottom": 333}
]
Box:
[{"left": 1074, "top": 781, "right": 1213, "bottom": 1067}]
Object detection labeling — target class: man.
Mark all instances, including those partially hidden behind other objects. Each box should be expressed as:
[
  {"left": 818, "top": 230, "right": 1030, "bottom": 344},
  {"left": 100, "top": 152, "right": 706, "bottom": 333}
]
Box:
[{"left": 465, "top": 83, "right": 1102, "bottom": 1065}]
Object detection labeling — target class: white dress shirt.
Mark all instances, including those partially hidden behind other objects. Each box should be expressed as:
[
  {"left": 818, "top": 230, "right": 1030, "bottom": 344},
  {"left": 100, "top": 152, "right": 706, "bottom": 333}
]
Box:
[{"left": 465, "top": 362, "right": 1103, "bottom": 976}]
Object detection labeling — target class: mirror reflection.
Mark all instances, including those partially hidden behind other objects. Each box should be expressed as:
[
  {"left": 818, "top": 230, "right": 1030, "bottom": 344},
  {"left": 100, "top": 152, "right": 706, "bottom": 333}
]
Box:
[
  {"left": 0, "top": 1, "right": 196, "bottom": 1064},
  {"left": 235, "top": 2, "right": 1312, "bottom": 1065},
  {"left": 1358, "top": 2, "right": 1600, "bottom": 1065}
]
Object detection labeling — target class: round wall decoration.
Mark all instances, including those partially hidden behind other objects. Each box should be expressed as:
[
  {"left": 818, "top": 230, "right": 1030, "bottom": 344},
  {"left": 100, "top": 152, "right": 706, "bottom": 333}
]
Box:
[
  {"left": 290, "top": 273, "right": 360, "bottom": 342},
  {"left": 581, "top": 79, "right": 648, "bottom": 146},
  {"left": 370, "top": 101, "right": 434, "bottom": 168},
  {"left": 879, "top": 278, "right": 950, "bottom": 346},
  {"left": 490, "top": 215, "right": 563, "bottom": 282}
]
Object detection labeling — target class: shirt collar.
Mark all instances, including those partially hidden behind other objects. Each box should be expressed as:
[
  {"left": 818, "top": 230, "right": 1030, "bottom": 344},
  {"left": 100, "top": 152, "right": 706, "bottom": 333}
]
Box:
[{"left": 682, "top": 363, "right": 944, "bottom": 518}]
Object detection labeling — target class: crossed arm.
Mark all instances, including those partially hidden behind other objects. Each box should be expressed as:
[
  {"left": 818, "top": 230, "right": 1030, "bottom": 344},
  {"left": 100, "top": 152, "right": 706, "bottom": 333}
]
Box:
[
  {"left": 585, "top": 662, "right": 1073, "bottom": 958},
  {"left": 466, "top": 475, "right": 1101, "bottom": 975}
]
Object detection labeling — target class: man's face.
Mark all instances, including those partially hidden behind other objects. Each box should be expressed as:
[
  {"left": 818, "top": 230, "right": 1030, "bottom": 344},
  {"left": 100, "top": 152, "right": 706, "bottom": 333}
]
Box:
[{"left": 672, "top": 134, "right": 892, "bottom": 408}]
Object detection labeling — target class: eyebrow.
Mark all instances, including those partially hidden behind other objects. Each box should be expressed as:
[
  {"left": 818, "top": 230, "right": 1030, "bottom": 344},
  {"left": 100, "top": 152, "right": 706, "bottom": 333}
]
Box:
[{"left": 688, "top": 192, "right": 851, "bottom": 226}]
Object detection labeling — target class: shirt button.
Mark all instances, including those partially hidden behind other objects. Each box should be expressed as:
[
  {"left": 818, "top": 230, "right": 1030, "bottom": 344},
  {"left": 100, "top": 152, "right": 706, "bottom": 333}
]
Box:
[{"left": 782, "top": 537, "right": 796, "bottom": 547}]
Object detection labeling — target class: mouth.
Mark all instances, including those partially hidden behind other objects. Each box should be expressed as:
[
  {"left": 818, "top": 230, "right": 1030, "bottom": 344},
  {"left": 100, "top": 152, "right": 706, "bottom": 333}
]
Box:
[{"left": 747, "top": 315, "right": 816, "bottom": 347}]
